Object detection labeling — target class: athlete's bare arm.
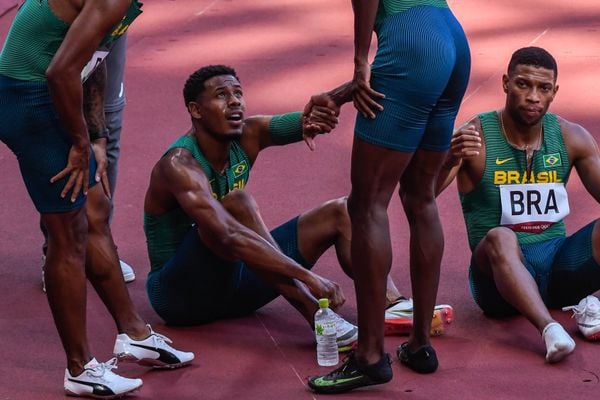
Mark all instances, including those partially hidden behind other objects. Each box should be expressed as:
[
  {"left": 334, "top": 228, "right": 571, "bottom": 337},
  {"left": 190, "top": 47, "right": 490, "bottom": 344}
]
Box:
[
  {"left": 82, "top": 61, "right": 111, "bottom": 195},
  {"left": 436, "top": 116, "right": 485, "bottom": 195},
  {"left": 145, "top": 149, "right": 345, "bottom": 307},
  {"left": 559, "top": 117, "right": 600, "bottom": 202},
  {"left": 239, "top": 93, "right": 341, "bottom": 161},
  {"left": 46, "top": 0, "right": 131, "bottom": 200}
]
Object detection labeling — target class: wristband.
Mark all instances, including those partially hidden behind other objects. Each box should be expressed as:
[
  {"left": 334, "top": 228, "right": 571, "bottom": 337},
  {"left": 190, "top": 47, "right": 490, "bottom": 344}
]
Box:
[
  {"left": 89, "top": 127, "right": 109, "bottom": 141},
  {"left": 268, "top": 111, "right": 303, "bottom": 145}
]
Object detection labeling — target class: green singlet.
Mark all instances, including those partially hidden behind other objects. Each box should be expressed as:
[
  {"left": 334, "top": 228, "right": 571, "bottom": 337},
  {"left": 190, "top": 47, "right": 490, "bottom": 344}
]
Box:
[
  {"left": 0, "top": 0, "right": 142, "bottom": 81},
  {"left": 375, "top": 0, "right": 449, "bottom": 28},
  {"left": 459, "top": 111, "right": 571, "bottom": 250},
  {"left": 144, "top": 135, "right": 251, "bottom": 272}
]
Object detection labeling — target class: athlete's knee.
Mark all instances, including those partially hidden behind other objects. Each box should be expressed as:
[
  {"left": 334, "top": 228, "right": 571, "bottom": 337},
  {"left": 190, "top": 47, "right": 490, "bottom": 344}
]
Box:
[
  {"left": 85, "top": 187, "right": 111, "bottom": 234},
  {"left": 221, "top": 189, "right": 259, "bottom": 219},
  {"left": 44, "top": 207, "right": 88, "bottom": 255},
  {"left": 480, "top": 227, "right": 520, "bottom": 266},
  {"left": 399, "top": 185, "right": 436, "bottom": 220}
]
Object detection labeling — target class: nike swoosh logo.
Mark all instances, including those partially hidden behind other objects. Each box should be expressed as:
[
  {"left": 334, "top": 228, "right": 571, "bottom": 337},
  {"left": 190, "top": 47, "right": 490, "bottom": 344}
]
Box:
[
  {"left": 313, "top": 375, "right": 364, "bottom": 386},
  {"left": 495, "top": 157, "right": 514, "bottom": 165}
]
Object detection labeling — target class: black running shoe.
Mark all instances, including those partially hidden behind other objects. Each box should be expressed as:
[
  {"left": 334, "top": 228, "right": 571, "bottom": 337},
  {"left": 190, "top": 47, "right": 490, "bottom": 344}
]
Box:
[
  {"left": 397, "top": 342, "right": 438, "bottom": 374},
  {"left": 307, "top": 352, "right": 393, "bottom": 394}
]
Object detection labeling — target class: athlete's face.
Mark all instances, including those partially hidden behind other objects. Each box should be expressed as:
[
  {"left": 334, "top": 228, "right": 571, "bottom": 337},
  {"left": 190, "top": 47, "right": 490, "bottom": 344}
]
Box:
[
  {"left": 189, "top": 75, "right": 245, "bottom": 139},
  {"left": 502, "top": 64, "right": 558, "bottom": 126}
]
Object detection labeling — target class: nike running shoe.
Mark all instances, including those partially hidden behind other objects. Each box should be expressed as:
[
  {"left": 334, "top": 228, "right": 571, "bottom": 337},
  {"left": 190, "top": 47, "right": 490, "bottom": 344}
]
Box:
[
  {"left": 307, "top": 352, "right": 393, "bottom": 394},
  {"left": 332, "top": 312, "right": 358, "bottom": 351},
  {"left": 64, "top": 357, "right": 142, "bottom": 399},
  {"left": 114, "top": 325, "right": 194, "bottom": 369},
  {"left": 562, "top": 295, "right": 600, "bottom": 340},
  {"left": 384, "top": 298, "right": 454, "bottom": 336}
]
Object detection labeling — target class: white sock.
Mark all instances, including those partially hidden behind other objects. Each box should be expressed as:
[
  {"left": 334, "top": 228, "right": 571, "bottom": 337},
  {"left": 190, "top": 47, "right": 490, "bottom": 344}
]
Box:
[{"left": 542, "top": 322, "right": 575, "bottom": 363}]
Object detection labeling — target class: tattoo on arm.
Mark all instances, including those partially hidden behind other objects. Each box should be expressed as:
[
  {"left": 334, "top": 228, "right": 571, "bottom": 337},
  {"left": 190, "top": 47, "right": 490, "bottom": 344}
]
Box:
[{"left": 83, "top": 61, "right": 108, "bottom": 140}]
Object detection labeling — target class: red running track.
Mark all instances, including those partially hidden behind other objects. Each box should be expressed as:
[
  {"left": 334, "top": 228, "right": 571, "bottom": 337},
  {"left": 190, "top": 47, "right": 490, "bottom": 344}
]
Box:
[{"left": 1, "top": 0, "right": 599, "bottom": 399}]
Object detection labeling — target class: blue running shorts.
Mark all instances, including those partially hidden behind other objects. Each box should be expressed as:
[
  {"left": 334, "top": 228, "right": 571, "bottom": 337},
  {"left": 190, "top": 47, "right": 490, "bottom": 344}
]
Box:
[
  {"left": 0, "top": 75, "right": 97, "bottom": 213},
  {"left": 146, "top": 216, "right": 312, "bottom": 325},
  {"left": 469, "top": 221, "right": 600, "bottom": 317},
  {"left": 355, "top": 6, "right": 471, "bottom": 152}
]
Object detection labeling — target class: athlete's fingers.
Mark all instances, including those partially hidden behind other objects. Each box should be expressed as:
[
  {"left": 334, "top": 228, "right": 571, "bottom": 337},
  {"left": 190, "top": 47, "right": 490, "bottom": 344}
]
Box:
[
  {"left": 50, "top": 166, "right": 71, "bottom": 184},
  {"left": 70, "top": 173, "right": 84, "bottom": 202},
  {"left": 304, "top": 135, "right": 316, "bottom": 151},
  {"left": 60, "top": 172, "right": 77, "bottom": 199},
  {"left": 353, "top": 92, "right": 376, "bottom": 119},
  {"left": 101, "top": 172, "right": 111, "bottom": 198}
]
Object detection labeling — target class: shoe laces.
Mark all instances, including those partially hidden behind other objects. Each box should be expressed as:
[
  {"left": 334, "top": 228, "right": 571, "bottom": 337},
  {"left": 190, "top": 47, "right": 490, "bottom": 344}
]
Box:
[
  {"left": 563, "top": 299, "right": 600, "bottom": 320},
  {"left": 147, "top": 325, "right": 173, "bottom": 345},
  {"left": 86, "top": 358, "right": 118, "bottom": 378}
]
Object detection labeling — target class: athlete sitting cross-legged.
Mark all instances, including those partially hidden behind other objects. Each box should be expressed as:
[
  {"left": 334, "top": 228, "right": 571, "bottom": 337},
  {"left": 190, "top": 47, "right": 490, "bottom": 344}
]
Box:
[{"left": 437, "top": 47, "right": 600, "bottom": 363}]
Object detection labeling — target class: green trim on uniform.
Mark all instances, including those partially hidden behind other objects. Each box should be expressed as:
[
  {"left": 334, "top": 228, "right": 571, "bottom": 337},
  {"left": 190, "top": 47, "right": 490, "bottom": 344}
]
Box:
[
  {"left": 144, "top": 134, "right": 252, "bottom": 272},
  {"left": 459, "top": 111, "right": 570, "bottom": 250},
  {"left": 0, "top": 0, "right": 142, "bottom": 81},
  {"left": 375, "top": 0, "right": 449, "bottom": 27},
  {"left": 268, "top": 111, "right": 304, "bottom": 145}
]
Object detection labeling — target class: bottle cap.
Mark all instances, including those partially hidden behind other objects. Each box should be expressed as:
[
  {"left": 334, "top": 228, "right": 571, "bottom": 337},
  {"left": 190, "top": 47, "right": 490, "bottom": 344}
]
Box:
[{"left": 318, "top": 298, "right": 329, "bottom": 308}]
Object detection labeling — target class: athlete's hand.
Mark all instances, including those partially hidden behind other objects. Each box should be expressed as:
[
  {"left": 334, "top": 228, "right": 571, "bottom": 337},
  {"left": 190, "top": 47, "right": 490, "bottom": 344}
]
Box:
[
  {"left": 304, "top": 272, "right": 345, "bottom": 310},
  {"left": 450, "top": 124, "right": 482, "bottom": 162},
  {"left": 50, "top": 142, "right": 90, "bottom": 202},
  {"left": 352, "top": 61, "right": 384, "bottom": 119},
  {"left": 91, "top": 137, "right": 111, "bottom": 198},
  {"left": 302, "top": 93, "right": 340, "bottom": 151}
]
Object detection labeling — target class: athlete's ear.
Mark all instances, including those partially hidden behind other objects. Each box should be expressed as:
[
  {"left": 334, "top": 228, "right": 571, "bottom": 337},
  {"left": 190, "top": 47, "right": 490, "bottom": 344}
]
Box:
[
  {"left": 188, "top": 102, "right": 202, "bottom": 119},
  {"left": 502, "top": 74, "right": 509, "bottom": 93}
]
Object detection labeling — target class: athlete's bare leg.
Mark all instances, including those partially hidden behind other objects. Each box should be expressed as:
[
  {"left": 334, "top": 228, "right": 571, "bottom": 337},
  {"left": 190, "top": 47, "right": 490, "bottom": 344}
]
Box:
[
  {"left": 42, "top": 206, "right": 91, "bottom": 376},
  {"left": 347, "top": 137, "right": 414, "bottom": 365},
  {"left": 84, "top": 185, "right": 148, "bottom": 339}
]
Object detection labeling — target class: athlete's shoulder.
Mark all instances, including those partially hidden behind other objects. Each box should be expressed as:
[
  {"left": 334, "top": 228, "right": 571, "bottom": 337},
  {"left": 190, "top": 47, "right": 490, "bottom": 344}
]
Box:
[{"left": 555, "top": 114, "right": 598, "bottom": 159}]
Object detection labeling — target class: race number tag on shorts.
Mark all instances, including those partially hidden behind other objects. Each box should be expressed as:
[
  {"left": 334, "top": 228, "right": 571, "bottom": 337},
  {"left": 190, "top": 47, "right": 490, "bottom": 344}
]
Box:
[
  {"left": 81, "top": 50, "right": 109, "bottom": 83},
  {"left": 499, "top": 182, "right": 569, "bottom": 233}
]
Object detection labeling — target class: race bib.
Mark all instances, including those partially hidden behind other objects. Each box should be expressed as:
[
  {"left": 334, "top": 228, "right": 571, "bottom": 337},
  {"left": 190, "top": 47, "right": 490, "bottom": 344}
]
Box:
[
  {"left": 499, "top": 182, "right": 569, "bottom": 233},
  {"left": 81, "top": 50, "right": 109, "bottom": 83}
]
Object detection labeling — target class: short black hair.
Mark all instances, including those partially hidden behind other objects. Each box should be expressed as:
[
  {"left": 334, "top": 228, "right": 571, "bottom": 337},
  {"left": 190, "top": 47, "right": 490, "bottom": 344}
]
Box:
[
  {"left": 507, "top": 47, "right": 557, "bottom": 79},
  {"left": 183, "top": 65, "right": 239, "bottom": 106}
]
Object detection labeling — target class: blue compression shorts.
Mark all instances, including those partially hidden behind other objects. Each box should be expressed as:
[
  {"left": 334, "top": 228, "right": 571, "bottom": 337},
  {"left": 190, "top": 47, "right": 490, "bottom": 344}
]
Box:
[
  {"left": 146, "top": 216, "right": 312, "bottom": 325},
  {"left": 0, "top": 75, "right": 96, "bottom": 213},
  {"left": 355, "top": 5, "right": 471, "bottom": 152},
  {"left": 469, "top": 221, "right": 600, "bottom": 317}
]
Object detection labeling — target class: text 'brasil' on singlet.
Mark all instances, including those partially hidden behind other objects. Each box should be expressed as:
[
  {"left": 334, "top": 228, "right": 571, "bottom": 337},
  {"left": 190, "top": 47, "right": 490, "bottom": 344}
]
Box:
[
  {"left": 459, "top": 111, "right": 571, "bottom": 251},
  {"left": 144, "top": 134, "right": 251, "bottom": 272},
  {"left": 0, "top": 0, "right": 143, "bottom": 81}
]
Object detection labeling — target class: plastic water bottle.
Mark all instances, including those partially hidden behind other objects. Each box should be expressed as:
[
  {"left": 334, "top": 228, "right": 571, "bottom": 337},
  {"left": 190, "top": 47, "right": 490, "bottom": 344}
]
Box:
[{"left": 315, "top": 298, "right": 339, "bottom": 366}]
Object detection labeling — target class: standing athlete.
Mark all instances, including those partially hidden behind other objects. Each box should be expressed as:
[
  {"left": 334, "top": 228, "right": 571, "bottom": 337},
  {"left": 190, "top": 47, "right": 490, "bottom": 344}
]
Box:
[
  {"left": 0, "top": 1, "right": 193, "bottom": 397},
  {"left": 309, "top": 0, "right": 471, "bottom": 393}
]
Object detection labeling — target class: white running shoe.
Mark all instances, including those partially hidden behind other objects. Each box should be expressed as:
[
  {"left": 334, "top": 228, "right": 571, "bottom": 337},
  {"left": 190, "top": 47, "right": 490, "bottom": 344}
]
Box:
[
  {"left": 563, "top": 295, "right": 600, "bottom": 340},
  {"left": 119, "top": 260, "right": 136, "bottom": 283},
  {"left": 332, "top": 312, "right": 358, "bottom": 348},
  {"left": 64, "top": 357, "right": 142, "bottom": 399},
  {"left": 114, "top": 325, "right": 195, "bottom": 369}
]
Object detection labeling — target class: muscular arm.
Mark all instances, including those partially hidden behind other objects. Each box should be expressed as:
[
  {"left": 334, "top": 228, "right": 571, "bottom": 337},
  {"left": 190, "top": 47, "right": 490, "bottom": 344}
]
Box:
[
  {"left": 561, "top": 118, "right": 600, "bottom": 202},
  {"left": 436, "top": 117, "right": 484, "bottom": 196},
  {"left": 83, "top": 61, "right": 107, "bottom": 141},
  {"left": 155, "top": 149, "right": 321, "bottom": 285},
  {"left": 46, "top": 0, "right": 129, "bottom": 148},
  {"left": 46, "top": 0, "right": 130, "bottom": 199}
]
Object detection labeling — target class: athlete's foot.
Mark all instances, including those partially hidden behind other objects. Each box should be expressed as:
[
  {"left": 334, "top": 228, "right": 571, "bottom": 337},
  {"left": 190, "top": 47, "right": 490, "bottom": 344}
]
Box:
[{"left": 542, "top": 322, "right": 575, "bottom": 363}]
